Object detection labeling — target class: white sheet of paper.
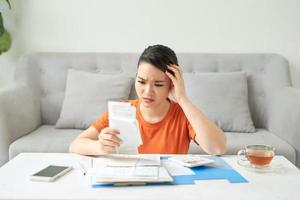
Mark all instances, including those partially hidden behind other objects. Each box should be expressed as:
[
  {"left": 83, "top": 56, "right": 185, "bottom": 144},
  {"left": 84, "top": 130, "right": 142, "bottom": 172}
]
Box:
[
  {"left": 108, "top": 101, "right": 142, "bottom": 154},
  {"left": 162, "top": 160, "right": 195, "bottom": 176},
  {"left": 136, "top": 154, "right": 161, "bottom": 166},
  {"left": 94, "top": 166, "right": 159, "bottom": 178},
  {"left": 134, "top": 166, "right": 159, "bottom": 177},
  {"left": 92, "top": 156, "right": 160, "bottom": 178},
  {"left": 90, "top": 156, "right": 173, "bottom": 185},
  {"left": 108, "top": 101, "right": 135, "bottom": 119},
  {"left": 99, "top": 154, "right": 160, "bottom": 167},
  {"left": 90, "top": 166, "right": 171, "bottom": 185}
]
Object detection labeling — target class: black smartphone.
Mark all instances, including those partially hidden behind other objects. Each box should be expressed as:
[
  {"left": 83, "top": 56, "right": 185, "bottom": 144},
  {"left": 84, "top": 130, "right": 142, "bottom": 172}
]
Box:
[{"left": 30, "top": 165, "right": 72, "bottom": 182}]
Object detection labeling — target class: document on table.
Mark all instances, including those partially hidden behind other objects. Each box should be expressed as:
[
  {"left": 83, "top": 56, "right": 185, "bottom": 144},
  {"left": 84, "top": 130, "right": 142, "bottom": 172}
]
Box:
[
  {"left": 108, "top": 101, "right": 142, "bottom": 154},
  {"left": 90, "top": 154, "right": 173, "bottom": 184},
  {"left": 91, "top": 166, "right": 173, "bottom": 184},
  {"left": 96, "top": 154, "right": 160, "bottom": 167},
  {"left": 93, "top": 166, "right": 159, "bottom": 179}
]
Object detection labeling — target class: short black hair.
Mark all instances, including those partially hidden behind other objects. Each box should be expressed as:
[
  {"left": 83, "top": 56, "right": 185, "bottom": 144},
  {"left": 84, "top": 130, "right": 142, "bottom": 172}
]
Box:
[{"left": 137, "top": 44, "right": 178, "bottom": 75}]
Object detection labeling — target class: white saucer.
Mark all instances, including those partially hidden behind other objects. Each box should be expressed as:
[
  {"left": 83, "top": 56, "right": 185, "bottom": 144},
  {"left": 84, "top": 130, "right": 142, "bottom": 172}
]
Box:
[{"left": 237, "top": 160, "right": 284, "bottom": 173}]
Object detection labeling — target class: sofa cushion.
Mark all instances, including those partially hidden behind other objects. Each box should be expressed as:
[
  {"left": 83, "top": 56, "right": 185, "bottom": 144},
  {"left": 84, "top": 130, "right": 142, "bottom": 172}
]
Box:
[
  {"left": 9, "top": 125, "right": 81, "bottom": 160},
  {"left": 184, "top": 72, "right": 255, "bottom": 133},
  {"left": 188, "top": 129, "right": 296, "bottom": 163},
  {"left": 55, "top": 69, "right": 133, "bottom": 129}
]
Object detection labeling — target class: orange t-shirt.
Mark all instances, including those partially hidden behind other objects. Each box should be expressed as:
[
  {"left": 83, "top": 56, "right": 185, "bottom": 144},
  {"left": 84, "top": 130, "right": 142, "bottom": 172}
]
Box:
[{"left": 92, "top": 99, "right": 197, "bottom": 154}]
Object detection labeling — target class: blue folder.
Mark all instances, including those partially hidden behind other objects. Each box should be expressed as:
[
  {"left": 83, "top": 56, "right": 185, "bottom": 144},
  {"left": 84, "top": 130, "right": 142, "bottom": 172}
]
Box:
[{"left": 91, "top": 156, "right": 247, "bottom": 187}]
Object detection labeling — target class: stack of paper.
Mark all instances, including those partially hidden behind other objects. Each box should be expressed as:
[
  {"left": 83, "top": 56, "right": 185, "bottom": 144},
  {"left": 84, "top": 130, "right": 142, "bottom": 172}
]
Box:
[
  {"left": 91, "top": 167, "right": 172, "bottom": 184},
  {"left": 90, "top": 154, "right": 173, "bottom": 185},
  {"left": 108, "top": 101, "right": 142, "bottom": 154},
  {"left": 101, "top": 154, "right": 160, "bottom": 167}
]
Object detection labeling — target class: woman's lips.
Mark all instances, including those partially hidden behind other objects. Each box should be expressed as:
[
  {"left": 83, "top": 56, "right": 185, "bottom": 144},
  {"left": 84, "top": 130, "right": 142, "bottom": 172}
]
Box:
[{"left": 142, "top": 97, "right": 154, "bottom": 103}]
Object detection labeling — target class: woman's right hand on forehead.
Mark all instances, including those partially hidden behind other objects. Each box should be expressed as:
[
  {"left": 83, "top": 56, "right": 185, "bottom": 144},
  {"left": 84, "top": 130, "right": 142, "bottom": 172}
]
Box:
[{"left": 97, "top": 127, "right": 122, "bottom": 154}]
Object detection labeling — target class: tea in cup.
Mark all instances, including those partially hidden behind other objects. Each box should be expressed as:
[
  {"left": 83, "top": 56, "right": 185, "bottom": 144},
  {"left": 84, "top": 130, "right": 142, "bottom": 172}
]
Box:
[{"left": 237, "top": 145, "right": 275, "bottom": 168}]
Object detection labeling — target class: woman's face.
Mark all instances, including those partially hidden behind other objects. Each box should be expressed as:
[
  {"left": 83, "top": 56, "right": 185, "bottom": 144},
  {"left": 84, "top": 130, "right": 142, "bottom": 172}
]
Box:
[{"left": 135, "top": 62, "right": 171, "bottom": 108}]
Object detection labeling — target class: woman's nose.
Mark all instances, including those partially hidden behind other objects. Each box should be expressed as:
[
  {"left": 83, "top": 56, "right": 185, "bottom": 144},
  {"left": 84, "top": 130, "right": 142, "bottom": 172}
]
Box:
[{"left": 144, "top": 84, "right": 153, "bottom": 94}]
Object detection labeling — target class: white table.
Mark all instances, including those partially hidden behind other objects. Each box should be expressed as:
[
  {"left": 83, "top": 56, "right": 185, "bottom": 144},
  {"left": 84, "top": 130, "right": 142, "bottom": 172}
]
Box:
[{"left": 0, "top": 153, "right": 300, "bottom": 200}]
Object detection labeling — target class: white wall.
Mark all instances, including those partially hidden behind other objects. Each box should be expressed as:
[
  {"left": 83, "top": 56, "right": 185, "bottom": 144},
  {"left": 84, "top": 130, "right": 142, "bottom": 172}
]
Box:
[{"left": 1, "top": 0, "right": 300, "bottom": 88}]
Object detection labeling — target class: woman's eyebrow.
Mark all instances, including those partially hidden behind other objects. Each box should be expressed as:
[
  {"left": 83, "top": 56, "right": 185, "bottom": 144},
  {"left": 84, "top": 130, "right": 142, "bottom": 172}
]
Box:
[
  {"left": 137, "top": 76, "right": 145, "bottom": 80},
  {"left": 137, "top": 76, "right": 165, "bottom": 83}
]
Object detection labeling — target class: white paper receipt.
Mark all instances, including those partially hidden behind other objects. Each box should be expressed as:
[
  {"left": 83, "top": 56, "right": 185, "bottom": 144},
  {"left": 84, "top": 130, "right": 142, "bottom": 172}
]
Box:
[
  {"left": 108, "top": 101, "right": 142, "bottom": 154},
  {"left": 168, "top": 155, "right": 215, "bottom": 168}
]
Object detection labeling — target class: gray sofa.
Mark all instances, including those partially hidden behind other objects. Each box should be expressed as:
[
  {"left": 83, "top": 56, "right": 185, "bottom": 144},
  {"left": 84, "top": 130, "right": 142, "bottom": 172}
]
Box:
[{"left": 0, "top": 53, "right": 300, "bottom": 167}]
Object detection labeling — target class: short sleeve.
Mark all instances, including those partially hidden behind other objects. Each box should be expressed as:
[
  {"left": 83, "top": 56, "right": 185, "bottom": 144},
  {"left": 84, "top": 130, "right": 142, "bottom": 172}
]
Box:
[
  {"left": 187, "top": 120, "right": 198, "bottom": 144},
  {"left": 91, "top": 112, "right": 109, "bottom": 132}
]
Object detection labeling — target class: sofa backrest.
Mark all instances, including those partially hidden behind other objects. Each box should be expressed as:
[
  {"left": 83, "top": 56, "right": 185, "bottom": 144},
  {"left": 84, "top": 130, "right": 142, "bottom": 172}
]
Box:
[{"left": 16, "top": 53, "right": 292, "bottom": 128}]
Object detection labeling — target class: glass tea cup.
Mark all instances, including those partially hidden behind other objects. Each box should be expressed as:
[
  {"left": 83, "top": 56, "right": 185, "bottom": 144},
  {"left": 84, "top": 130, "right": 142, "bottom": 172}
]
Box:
[{"left": 237, "top": 145, "right": 275, "bottom": 168}]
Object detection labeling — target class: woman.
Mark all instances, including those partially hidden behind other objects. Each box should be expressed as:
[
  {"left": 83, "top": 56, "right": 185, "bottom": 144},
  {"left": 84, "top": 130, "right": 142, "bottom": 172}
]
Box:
[{"left": 69, "top": 45, "right": 227, "bottom": 155}]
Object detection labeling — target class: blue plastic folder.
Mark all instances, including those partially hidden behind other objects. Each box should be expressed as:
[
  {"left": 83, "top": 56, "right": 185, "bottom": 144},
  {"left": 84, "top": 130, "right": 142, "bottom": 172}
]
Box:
[{"left": 91, "top": 156, "right": 248, "bottom": 187}]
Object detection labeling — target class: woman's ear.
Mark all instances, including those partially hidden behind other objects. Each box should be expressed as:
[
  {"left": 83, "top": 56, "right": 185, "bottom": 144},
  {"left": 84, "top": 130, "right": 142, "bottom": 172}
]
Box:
[{"left": 168, "top": 89, "right": 176, "bottom": 102}]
